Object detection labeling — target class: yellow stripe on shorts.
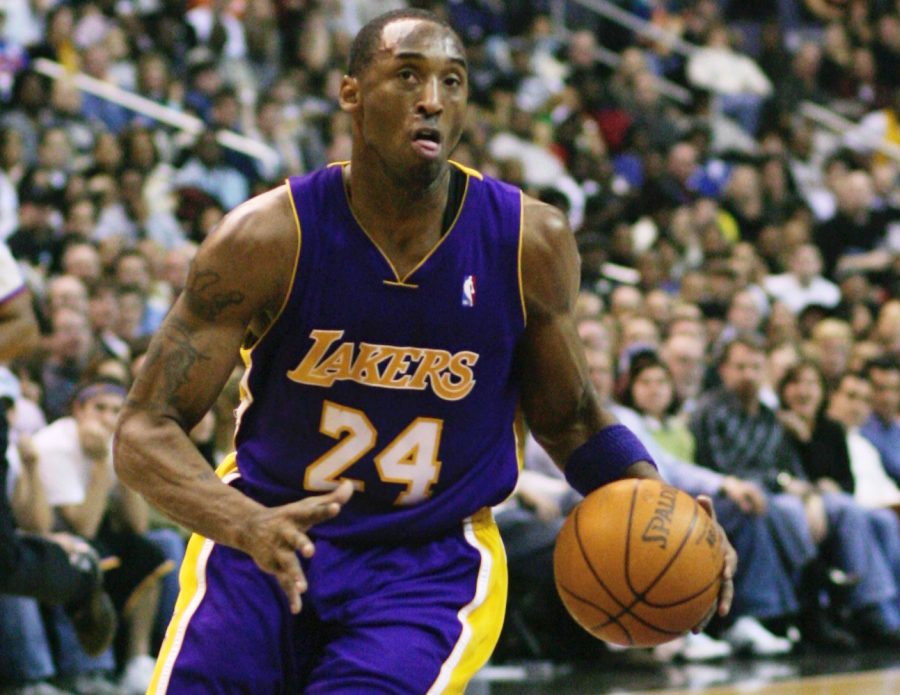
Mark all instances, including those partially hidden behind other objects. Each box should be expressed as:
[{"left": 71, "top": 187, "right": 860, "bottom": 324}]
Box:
[
  {"left": 146, "top": 455, "right": 239, "bottom": 694},
  {"left": 426, "top": 507, "right": 508, "bottom": 695}
]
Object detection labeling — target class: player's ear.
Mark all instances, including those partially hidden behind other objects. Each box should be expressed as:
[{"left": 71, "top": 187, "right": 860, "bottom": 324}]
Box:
[{"left": 339, "top": 75, "right": 361, "bottom": 113}]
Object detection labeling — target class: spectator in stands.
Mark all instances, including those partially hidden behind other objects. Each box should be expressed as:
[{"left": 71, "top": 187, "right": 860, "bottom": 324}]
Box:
[
  {"left": 0, "top": 70, "right": 49, "bottom": 166},
  {"left": 764, "top": 243, "right": 841, "bottom": 314},
  {"left": 692, "top": 334, "right": 900, "bottom": 647},
  {"left": 808, "top": 317, "right": 854, "bottom": 390},
  {"left": 80, "top": 44, "right": 131, "bottom": 134},
  {"left": 815, "top": 169, "right": 898, "bottom": 279},
  {"left": 61, "top": 239, "right": 102, "bottom": 286},
  {"left": 824, "top": 368, "right": 900, "bottom": 635},
  {"left": 45, "top": 274, "right": 89, "bottom": 320},
  {"left": 873, "top": 300, "right": 900, "bottom": 358},
  {"left": 859, "top": 357, "right": 900, "bottom": 484},
  {"left": 40, "top": 307, "right": 96, "bottom": 423},
  {"left": 1, "top": 239, "right": 116, "bottom": 692},
  {"left": 778, "top": 361, "right": 855, "bottom": 494},
  {"left": 686, "top": 23, "right": 772, "bottom": 136},
  {"left": 112, "top": 249, "right": 168, "bottom": 337},
  {"left": 824, "top": 368, "right": 900, "bottom": 509},
  {"left": 660, "top": 332, "right": 707, "bottom": 413},
  {"left": 172, "top": 130, "right": 248, "bottom": 211},
  {"left": 33, "top": 377, "right": 173, "bottom": 693}
]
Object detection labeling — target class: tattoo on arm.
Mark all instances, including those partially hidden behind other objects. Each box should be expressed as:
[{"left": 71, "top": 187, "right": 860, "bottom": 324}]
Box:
[
  {"left": 186, "top": 267, "right": 245, "bottom": 321},
  {"left": 134, "top": 317, "right": 211, "bottom": 414}
]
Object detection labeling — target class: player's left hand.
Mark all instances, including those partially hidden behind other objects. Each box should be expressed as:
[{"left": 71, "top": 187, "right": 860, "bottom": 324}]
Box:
[{"left": 692, "top": 495, "right": 736, "bottom": 633}]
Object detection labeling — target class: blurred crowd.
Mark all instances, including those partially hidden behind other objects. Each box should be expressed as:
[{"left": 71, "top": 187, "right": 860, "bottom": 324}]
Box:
[{"left": 1, "top": 0, "right": 899, "bottom": 693}]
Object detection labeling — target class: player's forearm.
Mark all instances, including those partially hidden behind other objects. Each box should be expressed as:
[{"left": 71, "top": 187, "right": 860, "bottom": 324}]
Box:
[
  {"left": 114, "top": 409, "right": 266, "bottom": 551},
  {"left": 622, "top": 460, "right": 664, "bottom": 481},
  {"left": 529, "top": 404, "right": 620, "bottom": 468}
]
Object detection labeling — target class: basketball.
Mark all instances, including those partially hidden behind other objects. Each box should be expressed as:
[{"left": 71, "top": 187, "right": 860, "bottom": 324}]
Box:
[{"left": 553, "top": 478, "right": 723, "bottom": 647}]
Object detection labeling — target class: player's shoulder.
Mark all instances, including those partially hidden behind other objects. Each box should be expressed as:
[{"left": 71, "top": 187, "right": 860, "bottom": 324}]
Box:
[
  {"left": 202, "top": 182, "right": 296, "bottom": 260},
  {"left": 521, "top": 194, "right": 571, "bottom": 255},
  {"left": 519, "top": 194, "right": 577, "bottom": 317}
]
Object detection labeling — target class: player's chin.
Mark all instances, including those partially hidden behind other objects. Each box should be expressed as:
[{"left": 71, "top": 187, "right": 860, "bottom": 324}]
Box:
[{"left": 405, "top": 157, "right": 446, "bottom": 186}]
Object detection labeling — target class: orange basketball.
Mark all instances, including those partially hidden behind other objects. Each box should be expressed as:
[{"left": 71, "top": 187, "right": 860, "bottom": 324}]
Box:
[{"left": 553, "top": 478, "right": 723, "bottom": 647}]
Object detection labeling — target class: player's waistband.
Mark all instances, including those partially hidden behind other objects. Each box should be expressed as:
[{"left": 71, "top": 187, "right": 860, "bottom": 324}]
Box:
[{"left": 214, "top": 454, "right": 497, "bottom": 547}]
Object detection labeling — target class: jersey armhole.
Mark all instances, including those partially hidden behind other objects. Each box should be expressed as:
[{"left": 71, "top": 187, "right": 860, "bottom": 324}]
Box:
[
  {"left": 516, "top": 189, "right": 527, "bottom": 328},
  {"left": 245, "top": 179, "right": 303, "bottom": 351}
]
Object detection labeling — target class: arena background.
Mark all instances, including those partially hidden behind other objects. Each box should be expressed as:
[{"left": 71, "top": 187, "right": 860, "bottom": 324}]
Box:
[{"left": 1, "top": 1, "right": 899, "bottom": 693}]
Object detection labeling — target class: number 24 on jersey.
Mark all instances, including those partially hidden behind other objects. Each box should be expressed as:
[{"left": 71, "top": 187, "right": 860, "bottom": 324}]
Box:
[{"left": 304, "top": 400, "right": 443, "bottom": 506}]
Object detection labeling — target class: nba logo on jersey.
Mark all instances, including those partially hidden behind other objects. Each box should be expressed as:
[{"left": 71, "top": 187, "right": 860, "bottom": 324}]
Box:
[{"left": 461, "top": 275, "right": 476, "bottom": 307}]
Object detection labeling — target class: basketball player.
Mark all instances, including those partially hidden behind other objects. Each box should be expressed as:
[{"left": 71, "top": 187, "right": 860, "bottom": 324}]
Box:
[{"left": 114, "top": 9, "right": 736, "bottom": 693}]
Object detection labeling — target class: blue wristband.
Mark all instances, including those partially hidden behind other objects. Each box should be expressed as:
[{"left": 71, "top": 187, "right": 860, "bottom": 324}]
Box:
[{"left": 565, "top": 424, "right": 657, "bottom": 496}]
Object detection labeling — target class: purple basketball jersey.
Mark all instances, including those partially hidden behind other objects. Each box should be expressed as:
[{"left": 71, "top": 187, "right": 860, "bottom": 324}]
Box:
[{"left": 233, "top": 162, "right": 526, "bottom": 542}]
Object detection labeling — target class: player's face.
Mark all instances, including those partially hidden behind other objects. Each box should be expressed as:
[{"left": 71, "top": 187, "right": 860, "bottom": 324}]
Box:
[{"left": 344, "top": 19, "right": 468, "bottom": 186}]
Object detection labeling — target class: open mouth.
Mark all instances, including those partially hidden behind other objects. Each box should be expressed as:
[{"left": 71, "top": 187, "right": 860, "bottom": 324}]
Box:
[{"left": 411, "top": 127, "right": 442, "bottom": 158}]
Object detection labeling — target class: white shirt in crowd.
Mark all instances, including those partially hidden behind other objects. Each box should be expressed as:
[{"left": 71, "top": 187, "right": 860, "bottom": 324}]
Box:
[
  {"left": 847, "top": 427, "right": 900, "bottom": 509},
  {"left": 687, "top": 47, "right": 773, "bottom": 97},
  {"left": 0, "top": 241, "right": 24, "bottom": 302},
  {"left": 763, "top": 272, "right": 841, "bottom": 314},
  {"left": 33, "top": 417, "right": 113, "bottom": 508}
]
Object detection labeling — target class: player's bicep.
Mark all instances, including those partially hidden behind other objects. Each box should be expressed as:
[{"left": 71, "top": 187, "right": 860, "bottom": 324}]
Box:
[
  {"left": 129, "top": 299, "right": 245, "bottom": 429},
  {"left": 128, "top": 190, "right": 294, "bottom": 428},
  {"left": 516, "top": 199, "right": 613, "bottom": 464}
]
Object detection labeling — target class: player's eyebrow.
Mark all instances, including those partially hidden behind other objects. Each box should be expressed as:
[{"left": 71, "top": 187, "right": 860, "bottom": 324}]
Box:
[{"left": 394, "top": 51, "right": 467, "bottom": 70}]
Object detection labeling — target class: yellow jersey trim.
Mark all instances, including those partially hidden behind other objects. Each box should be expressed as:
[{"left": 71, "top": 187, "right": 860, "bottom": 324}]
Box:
[
  {"left": 147, "top": 456, "right": 238, "bottom": 694},
  {"left": 449, "top": 159, "right": 483, "bottom": 180},
  {"left": 339, "top": 162, "right": 472, "bottom": 285},
  {"left": 426, "top": 508, "right": 508, "bottom": 694},
  {"left": 513, "top": 408, "right": 526, "bottom": 472},
  {"left": 516, "top": 190, "right": 527, "bottom": 327},
  {"left": 382, "top": 279, "right": 420, "bottom": 289},
  {"left": 233, "top": 181, "right": 303, "bottom": 449}
]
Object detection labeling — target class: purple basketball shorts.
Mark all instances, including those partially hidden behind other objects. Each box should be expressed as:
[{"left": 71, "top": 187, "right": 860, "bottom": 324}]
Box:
[{"left": 147, "top": 507, "right": 506, "bottom": 694}]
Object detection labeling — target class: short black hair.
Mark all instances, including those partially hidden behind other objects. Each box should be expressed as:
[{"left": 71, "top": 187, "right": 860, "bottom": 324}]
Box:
[
  {"left": 718, "top": 332, "right": 766, "bottom": 366},
  {"left": 347, "top": 8, "right": 460, "bottom": 77}
]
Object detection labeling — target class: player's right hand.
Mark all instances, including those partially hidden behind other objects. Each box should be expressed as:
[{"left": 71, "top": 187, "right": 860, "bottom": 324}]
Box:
[{"left": 243, "top": 481, "right": 354, "bottom": 614}]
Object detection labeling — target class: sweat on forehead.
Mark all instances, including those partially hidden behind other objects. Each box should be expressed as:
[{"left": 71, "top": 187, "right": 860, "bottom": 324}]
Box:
[
  {"left": 379, "top": 19, "right": 463, "bottom": 57},
  {"left": 347, "top": 10, "right": 464, "bottom": 76}
]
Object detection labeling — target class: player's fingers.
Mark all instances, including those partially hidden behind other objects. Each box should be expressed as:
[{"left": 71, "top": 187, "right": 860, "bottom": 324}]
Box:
[
  {"left": 718, "top": 576, "right": 735, "bottom": 617},
  {"left": 273, "top": 552, "right": 308, "bottom": 615},
  {"left": 696, "top": 494, "right": 715, "bottom": 520},
  {"left": 718, "top": 537, "right": 738, "bottom": 617},
  {"left": 289, "top": 481, "right": 355, "bottom": 528},
  {"left": 280, "top": 526, "right": 315, "bottom": 558},
  {"left": 292, "top": 500, "right": 343, "bottom": 530},
  {"left": 327, "top": 480, "right": 355, "bottom": 505}
]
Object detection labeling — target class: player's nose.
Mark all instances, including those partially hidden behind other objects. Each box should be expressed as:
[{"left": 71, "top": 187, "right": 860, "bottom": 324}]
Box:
[{"left": 416, "top": 76, "right": 443, "bottom": 117}]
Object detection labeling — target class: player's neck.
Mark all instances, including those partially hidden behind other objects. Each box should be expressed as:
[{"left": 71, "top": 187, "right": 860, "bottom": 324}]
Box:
[{"left": 343, "top": 161, "right": 449, "bottom": 244}]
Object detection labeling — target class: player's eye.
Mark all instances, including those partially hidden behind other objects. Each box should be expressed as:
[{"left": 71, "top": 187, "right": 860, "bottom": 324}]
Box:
[
  {"left": 444, "top": 74, "right": 462, "bottom": 88},
  {"left": 398, "top": 68, "right": 416, "bottom": 83}
]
